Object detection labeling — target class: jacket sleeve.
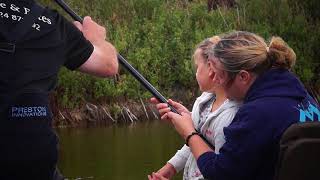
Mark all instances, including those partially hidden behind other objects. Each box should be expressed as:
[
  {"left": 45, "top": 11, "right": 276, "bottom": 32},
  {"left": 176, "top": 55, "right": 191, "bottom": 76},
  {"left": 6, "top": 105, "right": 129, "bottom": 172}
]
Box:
[
  {"left": 168, "top": 144, "right": 191, "bottom": 172},
  {"left": 197, "top": 105, "right": 272, "bottom": 179}
]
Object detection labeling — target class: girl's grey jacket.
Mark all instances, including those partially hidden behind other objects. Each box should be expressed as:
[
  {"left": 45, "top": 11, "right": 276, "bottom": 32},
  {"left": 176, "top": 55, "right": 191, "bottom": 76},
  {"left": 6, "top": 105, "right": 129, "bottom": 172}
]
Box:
[{"left": 168, "top": 92, "right": 240, "bottom": 180}]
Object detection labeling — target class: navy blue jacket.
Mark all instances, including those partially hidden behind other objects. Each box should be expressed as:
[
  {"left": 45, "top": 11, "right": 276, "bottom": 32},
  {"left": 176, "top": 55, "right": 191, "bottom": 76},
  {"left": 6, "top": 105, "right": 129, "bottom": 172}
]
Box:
[{"left": 197, "top": 69, "right": 319, "bottom": 180}]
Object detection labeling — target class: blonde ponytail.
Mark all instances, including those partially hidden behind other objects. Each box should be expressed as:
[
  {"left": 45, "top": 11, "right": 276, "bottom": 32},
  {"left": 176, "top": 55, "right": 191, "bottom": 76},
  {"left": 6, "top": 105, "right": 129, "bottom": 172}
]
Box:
[{"left": 268, "top": 37, "right": 296, "bottom": 70}]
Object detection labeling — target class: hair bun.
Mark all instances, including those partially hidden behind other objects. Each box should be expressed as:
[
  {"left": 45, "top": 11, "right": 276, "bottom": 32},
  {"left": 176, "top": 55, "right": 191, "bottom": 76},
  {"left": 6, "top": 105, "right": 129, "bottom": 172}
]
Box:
[
  {"left": 209, "top": 36, "right": 221, "bottom": 44},
  {"left": 268, "top": 37, "right": 296, "bottom": 70}
]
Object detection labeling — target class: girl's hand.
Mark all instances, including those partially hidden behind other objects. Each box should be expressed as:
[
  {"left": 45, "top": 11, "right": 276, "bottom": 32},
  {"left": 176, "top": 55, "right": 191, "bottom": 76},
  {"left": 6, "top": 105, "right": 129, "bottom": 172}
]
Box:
[
  {"left": 148, "top": 172, "right": 169, "bottom": 180},
  {"left": 150, "top": 98, "right": 190, "bottom": 120},
  {"left": 156, "top": 163, "right": 176, "bottom": 179},
  {"left": 167, "top": 112, "right": 195, "bottom": 140}
]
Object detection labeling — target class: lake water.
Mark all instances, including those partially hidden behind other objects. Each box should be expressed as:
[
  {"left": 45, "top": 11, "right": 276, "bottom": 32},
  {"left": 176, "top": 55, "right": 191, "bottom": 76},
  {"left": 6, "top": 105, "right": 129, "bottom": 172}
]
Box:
[{"left": 56, "top": 120, "right": 184, "bottom": 180}]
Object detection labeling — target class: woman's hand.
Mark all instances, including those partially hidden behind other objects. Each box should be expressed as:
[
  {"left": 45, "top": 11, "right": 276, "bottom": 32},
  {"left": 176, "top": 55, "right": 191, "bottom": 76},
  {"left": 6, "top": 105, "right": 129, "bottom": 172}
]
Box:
[
  {"left": 148, "top": 172, "right": 169, "bottom": 180},
  {"left": 167, "top": 112, "right": 195, "bottom": 140},
  {"left": 150, "top": 97, "right": 195, "bottom": 139},
  {"left": 150, "top": 98, "right": 190, "bottom": 120},
  {"left": 166, "top": 112, "right": 213, "bottom": 160}
]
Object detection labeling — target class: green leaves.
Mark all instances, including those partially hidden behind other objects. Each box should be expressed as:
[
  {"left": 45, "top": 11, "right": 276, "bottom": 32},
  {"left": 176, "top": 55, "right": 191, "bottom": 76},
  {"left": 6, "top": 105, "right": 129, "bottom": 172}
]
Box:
[{"left": 50, "top": 0, "right": 319, "bottom": 107}]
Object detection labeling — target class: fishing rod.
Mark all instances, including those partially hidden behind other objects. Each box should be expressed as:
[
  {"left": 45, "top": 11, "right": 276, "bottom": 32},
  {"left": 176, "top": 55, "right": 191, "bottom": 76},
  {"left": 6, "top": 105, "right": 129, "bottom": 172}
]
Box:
[{"left": 54, "top": 0, "right": 179, "bottom": 114}]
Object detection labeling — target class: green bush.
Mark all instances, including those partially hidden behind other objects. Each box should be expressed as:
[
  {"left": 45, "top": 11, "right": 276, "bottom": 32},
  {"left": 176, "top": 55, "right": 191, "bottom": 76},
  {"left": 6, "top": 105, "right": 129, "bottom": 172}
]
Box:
[{"left": 38, "top": 0, "right": 319, "bottom": 107}]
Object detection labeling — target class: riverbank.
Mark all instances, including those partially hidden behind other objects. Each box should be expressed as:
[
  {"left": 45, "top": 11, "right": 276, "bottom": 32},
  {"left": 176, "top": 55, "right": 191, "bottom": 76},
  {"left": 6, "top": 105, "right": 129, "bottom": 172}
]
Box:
[
  {"left": 51, "top": 83, "right": 319, "bottom": 128},
  {"left": 51, "top": 89, "right": 198, "bottom": 128},
  {"left": 52, "top": 99, "right": 159, "bottom": 128}
]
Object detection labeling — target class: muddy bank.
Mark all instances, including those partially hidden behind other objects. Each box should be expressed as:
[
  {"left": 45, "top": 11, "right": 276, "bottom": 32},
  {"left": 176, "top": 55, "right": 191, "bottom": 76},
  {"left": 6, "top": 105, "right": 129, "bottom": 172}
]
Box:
[
  {"left": 50, "top": 83, "right": 319, "bottom": 128},
  {"left": 50, "top": 87, "right": 198, "bottom": 128},
  {"left": 51, "top": 98, "right": 162, "bottom": 128}
]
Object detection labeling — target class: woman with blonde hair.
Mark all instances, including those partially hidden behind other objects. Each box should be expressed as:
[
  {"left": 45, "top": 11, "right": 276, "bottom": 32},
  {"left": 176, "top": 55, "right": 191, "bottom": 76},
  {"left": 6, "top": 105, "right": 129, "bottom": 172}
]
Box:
[{"left": 153, "top": 31, "right": 319, "bottom": 180}]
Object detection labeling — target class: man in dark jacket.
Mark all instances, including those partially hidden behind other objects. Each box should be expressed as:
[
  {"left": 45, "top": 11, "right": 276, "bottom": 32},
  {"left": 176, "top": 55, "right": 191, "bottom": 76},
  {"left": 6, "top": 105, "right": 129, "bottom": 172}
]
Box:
[{"left": 0, "top": 0, "right": 118, "bottom": 179}]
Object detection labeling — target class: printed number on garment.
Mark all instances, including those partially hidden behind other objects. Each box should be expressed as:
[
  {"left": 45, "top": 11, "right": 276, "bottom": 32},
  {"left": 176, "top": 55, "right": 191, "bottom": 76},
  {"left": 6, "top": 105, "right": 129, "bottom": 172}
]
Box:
[{"left": 0, "top": 2, "right": 52, "bottom": 31}]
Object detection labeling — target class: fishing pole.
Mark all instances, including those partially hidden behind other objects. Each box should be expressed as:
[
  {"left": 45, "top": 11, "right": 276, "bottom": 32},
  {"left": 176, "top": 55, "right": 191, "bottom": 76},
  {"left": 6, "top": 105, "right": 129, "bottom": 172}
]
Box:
[{"left": 54, "top": 0, "right": 179, "bottom": 114}]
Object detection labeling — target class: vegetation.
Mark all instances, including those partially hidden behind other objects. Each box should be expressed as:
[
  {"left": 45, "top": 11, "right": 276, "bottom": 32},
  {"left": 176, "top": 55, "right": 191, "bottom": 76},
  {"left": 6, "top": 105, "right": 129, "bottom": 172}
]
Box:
[{"left": 40, "top": 0, "right": 320, "bottom": 109}]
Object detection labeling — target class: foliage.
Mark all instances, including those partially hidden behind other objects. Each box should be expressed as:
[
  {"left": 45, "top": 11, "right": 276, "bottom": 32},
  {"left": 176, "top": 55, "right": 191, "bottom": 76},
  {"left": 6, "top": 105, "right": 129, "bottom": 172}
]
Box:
[{"left": 38, "top": 0, "right": 319, "bottom": 107}]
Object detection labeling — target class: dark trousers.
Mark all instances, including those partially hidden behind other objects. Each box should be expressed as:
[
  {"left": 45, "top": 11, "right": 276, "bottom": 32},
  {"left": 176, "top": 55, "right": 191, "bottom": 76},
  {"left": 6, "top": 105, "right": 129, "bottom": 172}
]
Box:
[{"left": 0, "top": 135, "right": 59, "bottom": 179}]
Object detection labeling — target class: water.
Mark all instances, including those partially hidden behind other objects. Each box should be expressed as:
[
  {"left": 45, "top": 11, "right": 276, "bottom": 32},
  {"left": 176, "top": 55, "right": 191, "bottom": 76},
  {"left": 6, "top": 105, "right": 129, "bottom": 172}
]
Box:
[{"left": 56, "top": 120, "right": 184, "bottom": 180}]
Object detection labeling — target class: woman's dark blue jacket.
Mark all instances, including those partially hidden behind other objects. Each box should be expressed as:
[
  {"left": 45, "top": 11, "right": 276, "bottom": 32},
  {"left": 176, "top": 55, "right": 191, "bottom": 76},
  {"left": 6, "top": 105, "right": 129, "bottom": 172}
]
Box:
[{"left": 197, "top": 69, "right": 319, "bottom": 180}]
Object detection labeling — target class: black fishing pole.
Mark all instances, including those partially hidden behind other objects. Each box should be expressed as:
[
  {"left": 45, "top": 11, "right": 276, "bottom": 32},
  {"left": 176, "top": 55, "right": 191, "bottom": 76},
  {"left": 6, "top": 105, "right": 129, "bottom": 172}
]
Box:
[{"left": 54, "top": 0, "right": 179, "bottom": 114}]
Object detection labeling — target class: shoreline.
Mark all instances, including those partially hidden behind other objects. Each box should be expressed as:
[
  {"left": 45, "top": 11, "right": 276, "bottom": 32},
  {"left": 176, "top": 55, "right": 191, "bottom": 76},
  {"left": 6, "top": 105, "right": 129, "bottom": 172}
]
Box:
[
  {"left": 51, "top": 83, "right": 319, "bottom": 128},
  {"left": 51, "top": 99, "right": 161, "bottom": 128}
]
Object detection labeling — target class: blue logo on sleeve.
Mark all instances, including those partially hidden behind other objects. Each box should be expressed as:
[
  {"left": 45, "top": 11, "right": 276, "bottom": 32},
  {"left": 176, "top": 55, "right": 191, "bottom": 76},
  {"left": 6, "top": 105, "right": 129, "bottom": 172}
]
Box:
[
  {"left": 298, "top": 102, "right": 320, "bottom": 122},
  {"left": 11, "top": 106, "right": 47, "bottom": 118}
]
